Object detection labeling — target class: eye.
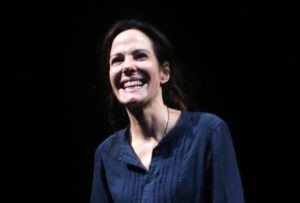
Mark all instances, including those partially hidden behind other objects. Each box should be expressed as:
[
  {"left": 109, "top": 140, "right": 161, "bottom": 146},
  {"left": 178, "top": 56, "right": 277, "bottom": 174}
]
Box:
[
  {"left": 110, "top": 56, "right": 123, "bottom": 66},
  {"left": 134, "top": 53, "right": 147, "bottom": 61}
]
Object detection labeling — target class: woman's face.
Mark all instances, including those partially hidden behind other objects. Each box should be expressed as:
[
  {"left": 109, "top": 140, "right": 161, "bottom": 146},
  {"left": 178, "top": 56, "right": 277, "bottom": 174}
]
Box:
[{"left": 109, "top": 29, "right": 169, "bottom": 108}]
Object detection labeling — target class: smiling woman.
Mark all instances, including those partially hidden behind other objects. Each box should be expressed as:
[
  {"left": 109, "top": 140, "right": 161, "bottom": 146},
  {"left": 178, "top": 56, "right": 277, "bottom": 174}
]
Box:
[
  {"left": 91, "top": 19, "right": 245, "bottom": 203},
  {"left": 109, "top": 29, "right": 170, "bottom": 109}
]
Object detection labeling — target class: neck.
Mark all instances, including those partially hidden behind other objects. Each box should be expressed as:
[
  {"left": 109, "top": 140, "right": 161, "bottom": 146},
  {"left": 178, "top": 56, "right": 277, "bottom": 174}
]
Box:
[{"left": 126, "top": 104, "right": 169, "bottom": 142}]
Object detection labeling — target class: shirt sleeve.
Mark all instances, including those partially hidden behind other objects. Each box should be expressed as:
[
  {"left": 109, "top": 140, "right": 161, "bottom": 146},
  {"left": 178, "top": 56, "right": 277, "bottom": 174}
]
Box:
[
  {"left": 211, "top": 120, "right": 245, "bottom": 203},
  {"left": 90, "top": 148, "right": 113, "bottom": 203}
]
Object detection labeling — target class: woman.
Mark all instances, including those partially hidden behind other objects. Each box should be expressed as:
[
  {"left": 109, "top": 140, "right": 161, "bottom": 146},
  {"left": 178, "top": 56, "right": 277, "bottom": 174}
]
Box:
[{"left": 91, "top": 19, "right": 245, "bottom": 203}]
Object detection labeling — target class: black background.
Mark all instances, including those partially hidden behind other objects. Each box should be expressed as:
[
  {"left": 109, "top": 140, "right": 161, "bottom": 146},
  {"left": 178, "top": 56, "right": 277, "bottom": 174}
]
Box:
[{"left": 6, "top": 1, "right": 298, "bottom": 202}]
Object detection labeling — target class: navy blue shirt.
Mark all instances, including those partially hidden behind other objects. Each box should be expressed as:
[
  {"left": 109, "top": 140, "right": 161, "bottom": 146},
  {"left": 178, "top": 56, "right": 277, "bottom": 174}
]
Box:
[{"left": 91, "top": 112, "right": 245, "bottom": 203}]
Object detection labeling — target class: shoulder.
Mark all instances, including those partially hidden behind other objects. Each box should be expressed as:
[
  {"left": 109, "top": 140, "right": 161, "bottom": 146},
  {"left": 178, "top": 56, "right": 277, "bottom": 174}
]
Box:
[
  {"left": 94, "top": 128, "right": 128, "bottom": 158},
  {"left": 183, "top": 111, "right": 227, "bottom": 130},
  {"left": 182, "top": 111, "right": 233, "bottom": 146},
  {"left": 180, "top": 111, "right": 231, "bottom": 141}
]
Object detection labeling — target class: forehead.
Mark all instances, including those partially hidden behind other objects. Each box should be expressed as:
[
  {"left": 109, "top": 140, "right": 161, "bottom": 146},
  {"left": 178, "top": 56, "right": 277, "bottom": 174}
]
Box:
[{"left": 110, "top": 29, "right": 153, "bottom": 55}]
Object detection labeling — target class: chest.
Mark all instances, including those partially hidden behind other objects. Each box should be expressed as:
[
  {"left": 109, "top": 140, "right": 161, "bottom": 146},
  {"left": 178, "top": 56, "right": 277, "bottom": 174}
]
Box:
[
  {"left": 131, "top": 140, "right": 157, "bottom": 170},
  {"left": 104, "top": 140, "right": 209, "bottom": 203}
]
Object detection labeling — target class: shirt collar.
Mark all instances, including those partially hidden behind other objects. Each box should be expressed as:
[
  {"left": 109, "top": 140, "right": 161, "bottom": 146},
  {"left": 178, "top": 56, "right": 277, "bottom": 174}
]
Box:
[{"left": 117, "top": 111, "right": 189, "bottom": 170}]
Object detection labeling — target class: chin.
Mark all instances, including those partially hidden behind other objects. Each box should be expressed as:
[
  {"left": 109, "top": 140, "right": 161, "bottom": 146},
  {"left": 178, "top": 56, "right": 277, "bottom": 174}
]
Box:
[{"left": 121, "top": 98, "right": 145, "bottom": 109}]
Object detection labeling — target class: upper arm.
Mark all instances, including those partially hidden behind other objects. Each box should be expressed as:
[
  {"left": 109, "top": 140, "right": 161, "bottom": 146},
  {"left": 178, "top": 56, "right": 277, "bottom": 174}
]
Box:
[
  {"left": 211, "top": 121, "right": 245, "bottom": 203},
  {"left": 90, "top": 149, "right": 113, "bottom": 203}
]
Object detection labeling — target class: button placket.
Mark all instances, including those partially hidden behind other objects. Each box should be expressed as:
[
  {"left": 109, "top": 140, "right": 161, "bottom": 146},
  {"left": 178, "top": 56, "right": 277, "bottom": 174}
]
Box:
[{"left": 144, "top": 148, "right": 160, "bottom": 184}]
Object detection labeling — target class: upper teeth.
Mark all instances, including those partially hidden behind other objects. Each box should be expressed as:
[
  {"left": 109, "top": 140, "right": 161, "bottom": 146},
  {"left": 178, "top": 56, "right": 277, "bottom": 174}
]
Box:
[{"left": 124, "top": 80, "right": 143, "bottom": 88}]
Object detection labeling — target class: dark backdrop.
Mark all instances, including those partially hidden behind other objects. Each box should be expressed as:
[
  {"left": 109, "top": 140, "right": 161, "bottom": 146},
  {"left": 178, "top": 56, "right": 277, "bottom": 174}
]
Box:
[{"left": 7, "top": 1, "right": 298, "bottom": 202}]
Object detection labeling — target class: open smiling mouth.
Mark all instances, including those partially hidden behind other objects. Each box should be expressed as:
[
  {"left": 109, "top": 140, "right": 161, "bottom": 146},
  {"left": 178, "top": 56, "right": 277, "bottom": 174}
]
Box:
[{"left": 121, "top": 79, "right": 147, "bottom": 90}]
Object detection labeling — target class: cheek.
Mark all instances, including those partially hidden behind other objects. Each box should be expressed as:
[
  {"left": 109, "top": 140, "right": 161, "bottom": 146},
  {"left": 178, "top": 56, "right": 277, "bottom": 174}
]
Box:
[
  {"left": 109, "top": 68, "right": 115, "bottom": 81},
  {"left": 109, "top": 71, "right": 116, "bottom": 90},
  {"left": 109, "top": 69, "right": 120, "bottom": 90}
]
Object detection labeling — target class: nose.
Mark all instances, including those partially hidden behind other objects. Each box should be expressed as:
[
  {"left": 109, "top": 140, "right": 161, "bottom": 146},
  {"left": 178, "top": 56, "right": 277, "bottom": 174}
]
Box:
[{"left": 122, "top": 57, "right": 136, "bottom": 74}]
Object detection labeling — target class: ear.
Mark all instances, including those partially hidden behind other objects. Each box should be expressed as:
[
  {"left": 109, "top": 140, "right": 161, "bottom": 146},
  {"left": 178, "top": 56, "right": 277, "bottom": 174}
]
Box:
[{"left": 160, "top": 62, "right": 170, "bottom": 84}]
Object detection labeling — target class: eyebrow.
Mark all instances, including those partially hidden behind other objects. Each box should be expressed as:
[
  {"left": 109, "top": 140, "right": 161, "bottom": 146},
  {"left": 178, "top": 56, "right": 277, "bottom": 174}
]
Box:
[{"left": 110, "top": 49, "right": 150, "bottom": 58}]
